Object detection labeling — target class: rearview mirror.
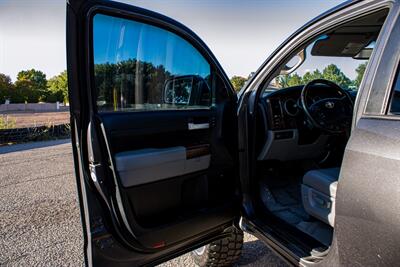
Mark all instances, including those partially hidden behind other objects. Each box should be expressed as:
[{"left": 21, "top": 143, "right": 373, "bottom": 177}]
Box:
[
  {"left": 353, "top": 48, "right": 373, "bottom": 59},
  {"left": 280, "top": 49, "right": 306, "bottom": 75},
  {"left": 353, "top": 42, "right": 375, "bottom": 60}
]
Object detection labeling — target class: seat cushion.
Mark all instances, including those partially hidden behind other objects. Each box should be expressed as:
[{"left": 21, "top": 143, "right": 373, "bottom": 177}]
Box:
[{"left": 303, "top": 168, "right": 340, "bottom": 197}]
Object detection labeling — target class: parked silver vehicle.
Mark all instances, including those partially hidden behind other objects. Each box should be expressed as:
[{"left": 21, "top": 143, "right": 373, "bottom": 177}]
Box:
[{"left": 67, "top": 0, "right": 400, "bottom": 266}]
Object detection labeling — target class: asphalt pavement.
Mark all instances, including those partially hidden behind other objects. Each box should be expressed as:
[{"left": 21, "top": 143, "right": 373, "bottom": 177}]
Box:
[{"left": 0, "top": 140, "right": 287, "bottom": 267}]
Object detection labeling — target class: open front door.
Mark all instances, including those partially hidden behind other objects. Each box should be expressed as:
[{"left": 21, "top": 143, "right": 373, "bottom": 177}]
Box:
[{"left": 67, "top": 0, "right": 240, "bottom": 266}]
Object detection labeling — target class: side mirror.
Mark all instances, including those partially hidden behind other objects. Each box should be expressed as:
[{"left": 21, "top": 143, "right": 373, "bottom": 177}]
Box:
[
  {"left": 163, "top": 75, "right": 211, "bottom": 106},
  {"left": 280, "top": 49, "right": 306, "bottom": 75},
  {"left": 163, "top": 76, "right": 194, "bottom": 105}
]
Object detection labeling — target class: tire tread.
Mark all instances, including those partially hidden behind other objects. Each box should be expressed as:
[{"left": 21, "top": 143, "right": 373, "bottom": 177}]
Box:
[{"left": 191, "top": 227, "right": 243, "bottom": 267}]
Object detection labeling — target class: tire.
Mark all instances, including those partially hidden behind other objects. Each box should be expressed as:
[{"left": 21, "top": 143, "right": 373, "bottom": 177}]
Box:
[{"left": 191, "top": 226, "right": 243, "bottom": 267}]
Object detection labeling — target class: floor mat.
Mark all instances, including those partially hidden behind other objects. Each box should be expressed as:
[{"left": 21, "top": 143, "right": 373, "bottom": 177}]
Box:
[
  {"left": 260, "top": 180, "right": 309, "bottom": 224},
  {"left": 259, "top": 179, "right": 332, "bottom": 246}
]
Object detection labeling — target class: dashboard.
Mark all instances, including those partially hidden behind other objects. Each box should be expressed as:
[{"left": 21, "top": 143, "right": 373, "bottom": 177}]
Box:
[
  {"left": 257, "top": 84, "right": 356, "bottom": 161},
  {"left": 266, "top": 89, "right": 304, "bottom": 131}
]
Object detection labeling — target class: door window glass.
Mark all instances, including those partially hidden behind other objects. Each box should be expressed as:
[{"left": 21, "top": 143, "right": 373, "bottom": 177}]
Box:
[{"left": 93, "top": 14, "right": 213, "bottom": 112}]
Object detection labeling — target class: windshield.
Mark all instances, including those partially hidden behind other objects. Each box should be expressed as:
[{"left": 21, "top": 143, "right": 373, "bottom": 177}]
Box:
[{"left": 265, "top": 38, "right": 370, "bottom": 92}]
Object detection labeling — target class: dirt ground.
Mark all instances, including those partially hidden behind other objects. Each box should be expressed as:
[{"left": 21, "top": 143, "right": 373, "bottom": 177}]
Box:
[{"left": 0, "top": 111, "right": 70, "bottom": 128}]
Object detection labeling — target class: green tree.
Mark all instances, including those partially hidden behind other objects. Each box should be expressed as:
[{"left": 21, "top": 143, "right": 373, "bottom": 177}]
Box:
[
  {"left": 274, "top": 64, "right": 363, "bottom": 90},
  {"left": 302, "top": 72, "right": 314, "bottom": 84},
  {"left": 322, "top": 64, "right": 351, "bottom": 89},
  {"left": 277, "top": 73, "right": 303, "bottom": 88},
  {"left": 302, "top": 70, "right": 323, "bottom": 84},
  {"left": 47, "top": 71, "right": 68, "bottom": 103},
  {"left": 230, "top": 76, "right": 247, "bottom": 92},
  {"left": 14, "top": 69, "right": 48, "bottom": 103},
  {"left": 354, "top": 62, "right": 367, "bottom": 88},
  {"left": 0, "top": 73, "right": 13, "bottom": 102},
  {"left": 312, "top": 69, "right": 323, "bottom": 80},
  {"left": 287, "top": 73, "right": 303, "bottom": 87}
]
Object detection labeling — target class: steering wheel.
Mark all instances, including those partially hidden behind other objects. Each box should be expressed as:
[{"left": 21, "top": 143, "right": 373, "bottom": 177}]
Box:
[{"left": 300, "top": 79, "right": 353, "bottom": 134}]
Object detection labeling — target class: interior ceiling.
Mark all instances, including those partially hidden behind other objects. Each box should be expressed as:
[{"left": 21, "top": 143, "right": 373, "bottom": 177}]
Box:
[
  {"left": 333, "top": 9, "right": 388, "bottom": 34},
  {"left": 311, "top": 9, "right": 389, "bottom": 57}
]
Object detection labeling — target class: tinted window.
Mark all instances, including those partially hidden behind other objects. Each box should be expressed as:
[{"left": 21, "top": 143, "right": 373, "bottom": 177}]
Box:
[
  {"left": 389, "top": 66, "right": 400, "bottom": 114},
  {"left": 93, "top": 14, "right": 213, "bottom": 112}
]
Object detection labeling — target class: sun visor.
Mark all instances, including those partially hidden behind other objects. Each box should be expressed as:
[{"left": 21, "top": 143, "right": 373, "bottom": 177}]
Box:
[{"left": 311, "top": 34, "right": 375, "bottom": 58}]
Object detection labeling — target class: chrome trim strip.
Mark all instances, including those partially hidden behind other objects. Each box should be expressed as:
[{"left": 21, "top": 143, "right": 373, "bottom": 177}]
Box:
[{"left": 188, "top": 122, "right": 210, "bottom": 130}]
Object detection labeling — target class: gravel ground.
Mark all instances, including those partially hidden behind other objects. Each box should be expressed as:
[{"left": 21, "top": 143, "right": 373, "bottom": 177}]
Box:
[
  {"left": 0, "top": 140, "right": 287, "bottom": 267},
  {"left": 0, "top": 140, "right": 83, "bottom": 266}
]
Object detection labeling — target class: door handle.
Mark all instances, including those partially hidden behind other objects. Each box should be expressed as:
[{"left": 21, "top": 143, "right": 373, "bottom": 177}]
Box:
[{"left": 188, "top": 122, "right": 209, "bottom": 130}]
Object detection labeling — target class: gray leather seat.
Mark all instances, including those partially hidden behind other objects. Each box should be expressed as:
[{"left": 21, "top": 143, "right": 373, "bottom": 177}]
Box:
[{"left": 301, "top": 168, "right": 340, "bottom": 227}]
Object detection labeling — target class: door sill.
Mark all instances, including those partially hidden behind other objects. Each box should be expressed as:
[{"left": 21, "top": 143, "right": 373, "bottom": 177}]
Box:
[{"left": 240, "top": 217, "right": 300, "bottom": 266}]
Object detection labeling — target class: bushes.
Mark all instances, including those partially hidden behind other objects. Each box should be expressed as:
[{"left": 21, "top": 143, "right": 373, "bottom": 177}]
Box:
[
  {"left": 0, "top": 124, "right": 70, "bottom": 144},
  {"left": 0, "top": 116, "right": 16, "bottom": 130}
]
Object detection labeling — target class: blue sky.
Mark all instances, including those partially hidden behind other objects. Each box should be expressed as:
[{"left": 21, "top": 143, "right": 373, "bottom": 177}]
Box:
[{"left": 0, "top": 0, "right": 344, "bottom": 81}]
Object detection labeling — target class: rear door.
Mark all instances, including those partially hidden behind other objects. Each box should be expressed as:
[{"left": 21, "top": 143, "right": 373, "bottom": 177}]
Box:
[
  {"left": 66, "top": 1, "right": 240, "bottom": 266},
  {"left": 325, "top": 5, "right": 400, "bottom": 266}
]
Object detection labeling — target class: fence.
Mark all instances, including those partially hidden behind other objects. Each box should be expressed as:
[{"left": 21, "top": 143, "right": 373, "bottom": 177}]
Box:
[
  {"left": 0, "top": 124, "right": 71, "bottom": 144},
  {"left": 0, "top": 102, "right": 69, "bottom": 112}
]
